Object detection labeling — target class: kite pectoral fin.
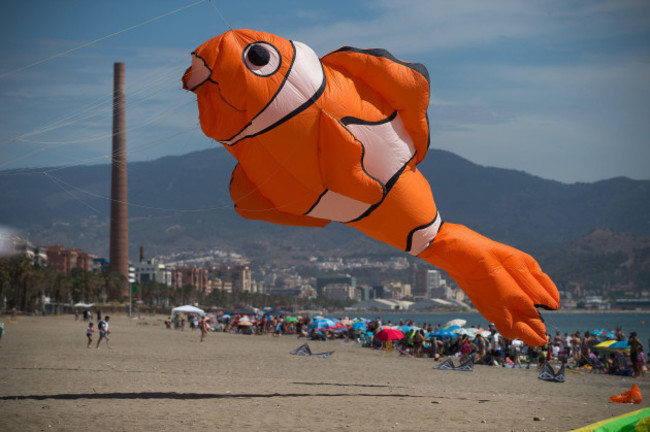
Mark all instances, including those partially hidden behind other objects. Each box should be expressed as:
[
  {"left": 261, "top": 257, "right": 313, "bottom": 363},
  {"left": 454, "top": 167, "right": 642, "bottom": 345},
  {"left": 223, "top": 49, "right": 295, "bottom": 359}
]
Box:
[
  {"left": 318, "top": 110, "right": 385, "bottom": 205},
  {"left": 418, "top": 222, "right": 560, "bottom": 346},
  {"left": 321, "top": 48, "right": 430, "bottom": 163},
  {"left": 230, "top": 165, "right": 329, "bottom": 228}
]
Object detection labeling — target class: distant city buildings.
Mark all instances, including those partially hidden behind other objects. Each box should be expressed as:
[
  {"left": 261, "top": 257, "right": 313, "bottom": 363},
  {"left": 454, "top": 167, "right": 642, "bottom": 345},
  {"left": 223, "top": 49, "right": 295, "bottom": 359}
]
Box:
[
  {"left": 5, "top": 236, "right": 648, "bottom": 310},
  {"left": 133, "top": 258, "right": 173, "bottom": 286},
  {"left": 13, "top": 239, "right": 48, "bottom": 267}
]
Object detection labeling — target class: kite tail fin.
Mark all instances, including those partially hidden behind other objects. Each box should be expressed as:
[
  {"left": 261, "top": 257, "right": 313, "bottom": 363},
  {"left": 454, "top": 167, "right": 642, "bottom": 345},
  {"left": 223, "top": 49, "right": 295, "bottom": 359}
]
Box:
[
  {"left": 610, "top": 384, "right": 643, "bottom": 404},
  {"left": 417, "top": 222, "right": 560, "bottom": 346}
]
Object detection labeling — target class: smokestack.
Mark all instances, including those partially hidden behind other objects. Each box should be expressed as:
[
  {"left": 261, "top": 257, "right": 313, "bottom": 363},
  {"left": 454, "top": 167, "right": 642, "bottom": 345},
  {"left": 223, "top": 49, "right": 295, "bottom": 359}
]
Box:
[
  {"left": 140, "top": 246, "right": 145, "bottom": 263},
  {"left": 109, "top": 62, "right": 129, "bottom": 298}
]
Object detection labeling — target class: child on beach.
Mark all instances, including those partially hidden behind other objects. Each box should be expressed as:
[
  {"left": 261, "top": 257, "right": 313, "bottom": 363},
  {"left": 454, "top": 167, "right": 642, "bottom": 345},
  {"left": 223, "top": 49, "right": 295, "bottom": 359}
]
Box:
[{"left": 86, "top": 322, "right": 94, "bottom": 348}]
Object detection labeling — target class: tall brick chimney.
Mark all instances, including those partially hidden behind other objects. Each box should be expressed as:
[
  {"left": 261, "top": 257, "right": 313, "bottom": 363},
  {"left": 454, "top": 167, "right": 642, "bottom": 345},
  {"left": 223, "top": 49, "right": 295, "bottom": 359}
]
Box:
[{"left": 109, "top": 62, "right": 129, "bottom": 298}]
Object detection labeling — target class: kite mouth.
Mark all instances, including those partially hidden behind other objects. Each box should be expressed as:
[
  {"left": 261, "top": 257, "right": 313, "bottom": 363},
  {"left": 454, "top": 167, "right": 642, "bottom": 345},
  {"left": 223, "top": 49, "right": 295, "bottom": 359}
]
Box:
[{"left": 183, "top": 54, "right": 212, "bottom": 92}]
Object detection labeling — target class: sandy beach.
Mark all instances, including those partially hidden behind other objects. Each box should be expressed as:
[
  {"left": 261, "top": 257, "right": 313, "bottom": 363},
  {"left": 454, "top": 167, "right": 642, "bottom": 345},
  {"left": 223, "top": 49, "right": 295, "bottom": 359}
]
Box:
[{"left": 0, "top": 314, "right": 648, "bottom": 432}]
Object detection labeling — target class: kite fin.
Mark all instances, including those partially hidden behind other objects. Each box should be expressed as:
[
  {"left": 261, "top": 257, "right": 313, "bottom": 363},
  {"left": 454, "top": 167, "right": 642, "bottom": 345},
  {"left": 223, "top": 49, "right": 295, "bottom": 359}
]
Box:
[
  {"left": 610, "top": 384, "right": 643, "bottom": 404},
  {"left": 230, "top": 164, "right": 329, "bottom": 227},
  {"left": 418, "top": 222, "right": 560, "bottom": 347},
  {"left": 318, "top": 110, "right": 385, "bottom": 204},
  {"left": 321, "top": 47, "right": 430, "bottom": 164}
]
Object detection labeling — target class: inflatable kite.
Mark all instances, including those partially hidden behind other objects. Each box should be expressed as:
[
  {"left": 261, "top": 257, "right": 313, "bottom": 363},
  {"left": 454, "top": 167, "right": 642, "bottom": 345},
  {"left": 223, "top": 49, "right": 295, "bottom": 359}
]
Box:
[
  {"left": 183, "top": 29, "right": 560, "bottom": 346},
  {"left": 571, "top": 408, "right": 649, "bottom": 432},
  {"left": 610, "top": 384, "right": 643, "bottom": 404}
]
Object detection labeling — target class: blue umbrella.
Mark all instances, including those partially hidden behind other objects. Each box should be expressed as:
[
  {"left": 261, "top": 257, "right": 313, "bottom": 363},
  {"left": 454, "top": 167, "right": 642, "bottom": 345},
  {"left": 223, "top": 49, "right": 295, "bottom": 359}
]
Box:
[
  {"left": 310, "top": 318, "right": 337, "bottom": 329},
  {"left": 445, "top": 325, "right": 462, "bottom": 331},
  {"left": 400, "top": 325, "right": 416, "bottom": 333},
  {"left": 590, "top": 329, "right": 616, "bottom": 340},
  {"left": 431, "top": 329, "right": 457, "bottom": 339},
  {"left": 609, "top": 340, "right": 630, "bottom": 350},
  {"left": 352, "top": 321, "right": 367, "bottom": 331}
]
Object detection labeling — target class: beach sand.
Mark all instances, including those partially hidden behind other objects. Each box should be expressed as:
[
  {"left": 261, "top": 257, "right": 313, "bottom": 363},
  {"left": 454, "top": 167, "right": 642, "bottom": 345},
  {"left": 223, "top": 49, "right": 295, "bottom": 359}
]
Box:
[{"left": 0, "top": 314, "right": 648, "bottom": 432}]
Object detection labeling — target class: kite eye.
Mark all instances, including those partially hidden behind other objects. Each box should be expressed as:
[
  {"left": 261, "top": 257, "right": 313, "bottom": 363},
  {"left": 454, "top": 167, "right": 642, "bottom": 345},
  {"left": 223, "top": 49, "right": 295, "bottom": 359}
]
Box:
[
  {"left": 243, "top": 42, "right": 281, "bottom": 77},
  {"left": 247, "top": 44, "right": 270, "bottom": 66}
]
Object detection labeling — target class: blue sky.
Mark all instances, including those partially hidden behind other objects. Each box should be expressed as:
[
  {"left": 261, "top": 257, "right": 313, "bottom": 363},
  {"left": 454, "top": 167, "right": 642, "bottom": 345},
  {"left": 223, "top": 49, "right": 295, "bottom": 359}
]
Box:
[{"left": 0, "top": 0, "right": 648, "bottom": 184}]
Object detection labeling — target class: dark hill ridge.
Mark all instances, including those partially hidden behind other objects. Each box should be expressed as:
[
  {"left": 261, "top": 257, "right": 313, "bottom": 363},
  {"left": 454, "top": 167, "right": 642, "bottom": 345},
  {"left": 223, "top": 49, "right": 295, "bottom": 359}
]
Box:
[
  {"left": 538, "top": 229, "right": 650, "bottom": 295},
  {"left": 1, "top": 147, "right": 649, "bottom": 262}
]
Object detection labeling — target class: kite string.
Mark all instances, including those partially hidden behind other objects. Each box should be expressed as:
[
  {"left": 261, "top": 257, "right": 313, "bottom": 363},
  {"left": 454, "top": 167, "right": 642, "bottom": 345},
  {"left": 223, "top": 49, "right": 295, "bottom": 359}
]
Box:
[
  {"left": 208, "top": 0, "right": 232, "bottom": 30},
  {"left": 0, "top": 0, "right": 208, "bottom": 79}
]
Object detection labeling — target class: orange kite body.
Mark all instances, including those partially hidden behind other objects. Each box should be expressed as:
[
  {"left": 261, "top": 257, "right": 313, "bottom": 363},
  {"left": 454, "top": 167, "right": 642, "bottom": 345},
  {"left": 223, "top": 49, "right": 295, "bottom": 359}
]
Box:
[{"left": 183, "top": 29, "right": 560, "bottom": 345}]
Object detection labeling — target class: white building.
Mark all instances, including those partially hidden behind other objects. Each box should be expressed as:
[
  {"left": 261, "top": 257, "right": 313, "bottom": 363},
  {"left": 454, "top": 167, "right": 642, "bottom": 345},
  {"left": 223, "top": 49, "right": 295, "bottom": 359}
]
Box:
[{"left": 133, "top": 258, "right": 172, "bottom": 286}]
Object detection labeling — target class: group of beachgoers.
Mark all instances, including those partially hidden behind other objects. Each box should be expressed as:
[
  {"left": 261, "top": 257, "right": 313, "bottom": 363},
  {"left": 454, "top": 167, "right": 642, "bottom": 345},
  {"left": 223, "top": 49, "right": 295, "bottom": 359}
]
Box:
[
  {"left": 162, "top": 312, "right": 646, "bottom": 377},
  {"left": 76, "top": 309, "right": 111, "bottom": 349}
]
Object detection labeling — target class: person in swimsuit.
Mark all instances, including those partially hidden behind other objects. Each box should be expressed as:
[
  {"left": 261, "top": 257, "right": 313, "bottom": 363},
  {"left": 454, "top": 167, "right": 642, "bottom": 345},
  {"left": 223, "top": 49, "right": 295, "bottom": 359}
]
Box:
[{"left": 629, "top": 331, "right": 643, "bottom": 377}]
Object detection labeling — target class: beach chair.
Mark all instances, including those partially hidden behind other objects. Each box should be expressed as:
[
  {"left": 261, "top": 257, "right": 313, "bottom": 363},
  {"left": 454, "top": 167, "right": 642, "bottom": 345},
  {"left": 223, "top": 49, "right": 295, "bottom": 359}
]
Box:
[
  {"left": 579, "top": 353, "right": 606, "bottom": 373},
  {"left": 613, "top": 351, "right": 633, "bottom": 376}
]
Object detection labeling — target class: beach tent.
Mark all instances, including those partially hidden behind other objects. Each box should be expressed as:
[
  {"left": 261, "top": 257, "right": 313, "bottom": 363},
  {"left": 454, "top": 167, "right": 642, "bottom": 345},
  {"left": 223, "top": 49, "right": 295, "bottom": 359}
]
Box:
[
  {"left": 290, "top": 343, "right": 334, "bottom": 358},
  {"left": 171, "top": 305, "right": 205, "bottom": 316},
  {"left": 570, "top": 407, "right": 649, "bottom": 431},
  {"left": 433, "top": 357, "right": 474, "bottom": 371},
  {"left": 538, "top": 362, "right": 565, "bottom": 383}
]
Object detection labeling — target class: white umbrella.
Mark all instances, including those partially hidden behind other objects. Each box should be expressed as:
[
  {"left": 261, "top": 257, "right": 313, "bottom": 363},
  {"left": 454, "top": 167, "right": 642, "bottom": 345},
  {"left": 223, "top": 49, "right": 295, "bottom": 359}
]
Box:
[
  {"left": 171, "top": 305, "right": 205, "bottom": 316},
  {"left": 445, "top": 319, "right": 467, "bottom": 328}
]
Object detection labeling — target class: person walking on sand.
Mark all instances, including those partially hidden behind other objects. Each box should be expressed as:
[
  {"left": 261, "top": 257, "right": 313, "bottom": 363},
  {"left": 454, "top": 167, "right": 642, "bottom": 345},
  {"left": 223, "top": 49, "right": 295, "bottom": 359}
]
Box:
[
  {"left": 96, "top": 316, "right": 110, "bottom": 349},
  {"left": 200, "top": 316, "right": 209, "bottom": 342},
  {"left": 629, "top": 331, "right": 643, "bottom": 377},
  {"left": 86, "top": 322, "right": 94, "bottom": 348}
]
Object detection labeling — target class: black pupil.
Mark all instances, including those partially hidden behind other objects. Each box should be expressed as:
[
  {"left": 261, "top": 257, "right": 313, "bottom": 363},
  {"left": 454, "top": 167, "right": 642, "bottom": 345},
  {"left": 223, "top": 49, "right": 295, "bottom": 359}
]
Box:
[{"left": 247, "top": 44, "right": 270, "bottom": 67}]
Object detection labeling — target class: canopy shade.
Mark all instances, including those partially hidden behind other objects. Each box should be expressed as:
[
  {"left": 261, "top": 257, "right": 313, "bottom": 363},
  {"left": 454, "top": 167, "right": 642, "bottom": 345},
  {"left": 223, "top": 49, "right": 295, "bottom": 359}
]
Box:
[{"left": 171, "top": 305, "right": 205, "bottom": 316}]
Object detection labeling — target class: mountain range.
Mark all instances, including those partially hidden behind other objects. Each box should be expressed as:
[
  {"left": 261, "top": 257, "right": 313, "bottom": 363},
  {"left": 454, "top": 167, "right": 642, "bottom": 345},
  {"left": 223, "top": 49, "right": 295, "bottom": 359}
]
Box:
[{"left": 1, "top": 147, "right": 649, "bottom": 290}]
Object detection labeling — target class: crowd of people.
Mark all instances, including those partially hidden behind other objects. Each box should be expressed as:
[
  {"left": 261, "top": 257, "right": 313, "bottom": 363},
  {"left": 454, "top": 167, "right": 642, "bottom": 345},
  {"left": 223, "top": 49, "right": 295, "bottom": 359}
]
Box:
[{"left": 160, "top": 312, "right": 647, "bottom": 378}]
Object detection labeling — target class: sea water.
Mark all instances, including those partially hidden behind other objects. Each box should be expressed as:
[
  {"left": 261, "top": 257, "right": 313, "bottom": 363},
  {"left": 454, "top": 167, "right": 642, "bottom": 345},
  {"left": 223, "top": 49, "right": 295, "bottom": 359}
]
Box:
[{"left": 330, "top": 311, "right": 650, "bottom": 346}]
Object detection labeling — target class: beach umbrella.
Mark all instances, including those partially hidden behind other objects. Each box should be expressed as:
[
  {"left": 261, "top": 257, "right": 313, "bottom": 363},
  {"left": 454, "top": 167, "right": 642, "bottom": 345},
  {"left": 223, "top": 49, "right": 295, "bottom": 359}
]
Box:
[
  {"left": 238, "top": 321, "right": 253, "bottom": 326},
  {"left": 445, "top": 319, "right": 467, "bottom": 328},
  {"left": 594, "top": 340, "right": 617, "bottom": 349},
  {"left": 590, "top": 328, "right": 616, "bottom": 340},
  {"left": 445, "top": 325, "right": 462, "bottom": 331},
  {"left": 609, "top": 340, "right": 630, "bottom": 350},
  {"left": 400, "top": 325, "right": 417, "bottom": 333},
  {"left": 376, "top": 328, "right": 405, "bottom": 341},
  {"left": 339, "top": 318, "right": 353, "bottom": 326},
  {"left": 452, "top": 328, "right": 471, "bottom": 336},
  {"left": 352, "top": 321, "right": 367, "bottom": 331},
  {"left": 432, "top": 329, "right": 457, "bottom": 339},
  {"left": 239, "top": 316, "right": 252, "bottom": 322},
  {"left": 310, "top": 318, "right": 337, "bottom": 329},
  {"left": 171, "top": 305, "right": 205, "bottom": 316},
  {"left": 284, "top": 316, "right": 299, "bottom": 323}
]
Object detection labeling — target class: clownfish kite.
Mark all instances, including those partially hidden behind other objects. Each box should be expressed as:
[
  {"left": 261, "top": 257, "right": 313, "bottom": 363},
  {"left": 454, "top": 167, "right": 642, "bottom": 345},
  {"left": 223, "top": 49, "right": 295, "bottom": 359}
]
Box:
[{"left": 183, "top": 29, "right": 560, "bottom": 346}]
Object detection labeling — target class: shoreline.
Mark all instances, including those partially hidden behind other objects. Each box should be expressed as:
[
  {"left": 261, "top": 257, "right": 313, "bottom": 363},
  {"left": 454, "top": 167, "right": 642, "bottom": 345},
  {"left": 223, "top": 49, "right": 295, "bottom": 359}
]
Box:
[{"left": 329, "top": 308, "right": 650, "bottom": 316}]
